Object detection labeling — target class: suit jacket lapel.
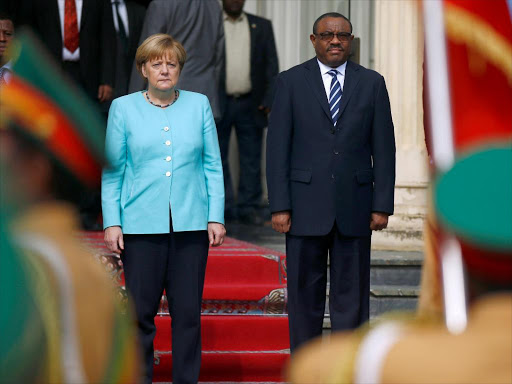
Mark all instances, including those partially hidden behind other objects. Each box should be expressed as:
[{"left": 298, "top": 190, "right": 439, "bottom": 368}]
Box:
[
  {"left": 49, "top": 0, "right": 61, "bottom": 37},
  {"left": 247, "top": 14, "right": 257, "bottom": 68},
  {"left": 304, "top": 58, "right": 331, "bottom": 121},
  {"left": 338, "top": 60, "right": 361, "bottom": 118},
  {"left": 80, "top": 0, "right": 90, "bottom": 32}
]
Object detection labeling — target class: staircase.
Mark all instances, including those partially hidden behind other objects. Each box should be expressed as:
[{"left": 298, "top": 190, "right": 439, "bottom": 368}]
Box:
[
  {"left": 226, "top": 222, "right": 423, "bottom": 330},
  {"left": 81, "top": 230, "right": 423, "bottom": 381},
  {"left": 154, "top": 238, "right": 290, "bottom": 382},
  {"left": 370, "top": 250, "right": 423, "bottom": 316},
  {"left": 81, "top": 233, "right": 290, "bottom": 382},
  {"left": 324, "top": 249, "right": 422, "bottom": 328}
]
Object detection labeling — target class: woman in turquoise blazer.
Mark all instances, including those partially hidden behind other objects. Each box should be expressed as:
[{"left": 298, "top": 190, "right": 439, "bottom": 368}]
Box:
[{"left": 102, "top": 34, "right": 225, "bottom": 384}]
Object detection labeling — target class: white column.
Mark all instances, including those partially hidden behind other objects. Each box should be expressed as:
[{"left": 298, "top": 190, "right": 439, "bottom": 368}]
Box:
[
  {"left": 372, "top": 0, "right": 428, "bottom": 250},
  {"left": 350, "top": 0, "right": 374, "bottom": 68}
]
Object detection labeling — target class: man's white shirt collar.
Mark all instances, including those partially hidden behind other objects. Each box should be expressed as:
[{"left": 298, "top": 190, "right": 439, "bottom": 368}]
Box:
[
  {"left": 317, "top": 59, "right": 347, "bottom": 77},
  {"left": 223, "top": 11, "right": 246, "bottom": 23},
  {"left": 317, "top": 59, "right": 347, "bottom": 100}
]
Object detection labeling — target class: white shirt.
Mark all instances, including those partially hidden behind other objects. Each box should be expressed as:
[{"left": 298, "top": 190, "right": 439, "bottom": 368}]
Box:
[
  {"left": 317, "top": 58, "right": 347, "bottom": 101},
  {"left": 57, "top": 0, "right": 83, "bottom": 61},
  {"left": 224, "top": 12, "right": 252, "bottom": 95},
  {"left": 111, "top": 0, "right": 129, "bottom": 37}
]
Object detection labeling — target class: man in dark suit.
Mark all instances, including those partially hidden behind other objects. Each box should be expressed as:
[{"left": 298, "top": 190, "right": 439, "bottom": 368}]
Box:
[
  {"left": 218, "top": 0, "right": 278, "bottom": 224},
  {"left": 267, "top": 12, "right": 395, "bottom": 352},
  {"left": 110, "top": 0, "right": 145, "bottom": 98},
  {"left": 19, "top": 0, "right": 116, "bottom": 104}
]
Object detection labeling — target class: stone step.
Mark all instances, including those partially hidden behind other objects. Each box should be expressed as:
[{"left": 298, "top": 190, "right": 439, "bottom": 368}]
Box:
[
  {"left": 323, "top": 284, "right": 419, "bottom": 328},
  {"left": 325, "top": 251, "right": 423, "bottom": 288},
  {"left": 370, "top": 284, "right": 419, "bottom": 318},
  {"left": 372, "top": 228, "right": 425, "bottom": 252},
  {"left": 370, "top": 250, "right": 423, "bottom": 286}
]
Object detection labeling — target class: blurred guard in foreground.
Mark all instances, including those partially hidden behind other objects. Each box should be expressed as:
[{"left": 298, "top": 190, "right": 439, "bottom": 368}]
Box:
[
  {"left": 288, "top": 148, "right": 512, "bottom": 384},
  {"left": 0, "top": 31, "right": 139, "bottom": 383}
]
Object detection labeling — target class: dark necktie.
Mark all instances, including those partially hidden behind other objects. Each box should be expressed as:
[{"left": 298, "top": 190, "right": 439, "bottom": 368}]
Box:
[
  {"left": 64, "top": 0, "right": 79, "bottom": 53},
  {"left": 113, "top": 1, "right": 128, "bottom": 53},
  {"left": 328, "top": 69, "right": 343, "bottom": 126}
]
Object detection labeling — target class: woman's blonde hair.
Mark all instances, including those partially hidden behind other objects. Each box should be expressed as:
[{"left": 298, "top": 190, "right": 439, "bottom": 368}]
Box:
[{"left": 135, "top": 33, "right": 187, "bottom": 77}]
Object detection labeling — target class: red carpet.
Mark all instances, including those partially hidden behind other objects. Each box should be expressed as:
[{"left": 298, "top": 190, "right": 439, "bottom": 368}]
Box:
[{"left": 80, "top": 232, "right": 290, "bottom": 382}]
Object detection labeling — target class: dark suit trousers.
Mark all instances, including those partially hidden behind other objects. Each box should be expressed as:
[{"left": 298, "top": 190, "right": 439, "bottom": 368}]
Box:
[
  {"left": 122, "top": 217, "right": 209, "bottom": 384},
  {"left": 286, "top": 223, "right": 371, "bottom": 352},
  {"left": 217, "top": 94, "right": 263, "bottom": 215}
]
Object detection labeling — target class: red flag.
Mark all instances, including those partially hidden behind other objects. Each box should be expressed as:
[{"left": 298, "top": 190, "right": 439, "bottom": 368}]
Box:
[
  {"left": 444, "top": 0, "right": 512, "bottom": 151},
  {"left": 421, "top": 0, "right": 512, "bottom": 333}
]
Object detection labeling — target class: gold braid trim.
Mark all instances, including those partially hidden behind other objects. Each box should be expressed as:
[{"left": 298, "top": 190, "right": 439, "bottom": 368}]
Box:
[{"left": 444, "top": 2, "right": 512, "bottom": 84}]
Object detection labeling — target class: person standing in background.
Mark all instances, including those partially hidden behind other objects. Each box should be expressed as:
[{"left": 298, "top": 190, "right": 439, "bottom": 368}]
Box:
[
  {"left": 0, "top": 11, "right": 14, "bottom": 86},
  {"left": 17, "top": 0, "right": 118, "bottom": 230},
  {"left": 267, "top": 12, "right": 395, "bottom": 352},
  {"left": 217, "top": 0, "right": 279, "bottom": 225},
  {"left": 110, "top": 0, "right": 145, "bottom": 98},
  {"left": 18, "top": 0, "right": 116, "bottom": 105},
  {"left": 128, "top": 0, "right": 224, "bottom": 120}
]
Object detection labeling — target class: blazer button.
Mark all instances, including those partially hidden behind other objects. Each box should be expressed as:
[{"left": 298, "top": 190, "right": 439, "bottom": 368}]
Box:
[
  {"left": 164, "top": 126, "right": 169, "bottom": 132},
  {"left": 330, "top": 128, "right": 335, "bottom": 134},
  {"left": 166, "top": 171, "right": 171, "bottom": 177},
  {"left": 166, "top": 156, "right": 172, "bottom": 161},
  {"left": 165, "top": 140, "right": 171, "bottom": 146},
  {"left": 334, "top": 150, "right": 339, "bottom": 155}
]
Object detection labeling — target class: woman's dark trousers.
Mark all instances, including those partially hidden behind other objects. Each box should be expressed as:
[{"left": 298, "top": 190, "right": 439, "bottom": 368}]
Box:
[{"left": 122, "top": 223, "right": 209, "bottom": 384}]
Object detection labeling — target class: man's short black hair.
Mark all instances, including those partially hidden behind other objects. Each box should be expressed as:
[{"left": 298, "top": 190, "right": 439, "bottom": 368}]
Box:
[
  {"left": 0, "top": 9, "right": 14, "bottom": 22},
  {"left": 313, "top": 12, "right": 352, "bottom": 34},
  {"left": 0, "top": 10, "right": 14, "bottom": 25}
]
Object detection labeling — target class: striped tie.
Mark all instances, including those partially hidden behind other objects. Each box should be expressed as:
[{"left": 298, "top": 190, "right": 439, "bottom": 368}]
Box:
[{"left": 328, "top": 69, "right": 342, "bottom": 126}]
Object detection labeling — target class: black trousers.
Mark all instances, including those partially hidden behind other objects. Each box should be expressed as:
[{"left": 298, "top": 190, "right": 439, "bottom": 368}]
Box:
[
  {"left": 122, "top": 220, "right": 209, "bottom": 384},
  {"left": 286, "top": 223, "right": 371, "bottom": 352},
  {"left": 217, "top": 94, "right": 263, "bottom": 216}
]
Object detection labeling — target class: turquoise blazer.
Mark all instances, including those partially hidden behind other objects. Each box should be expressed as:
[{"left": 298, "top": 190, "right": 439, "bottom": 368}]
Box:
[{"left": 101, "top": 91, "right": 224, "bottom": 233}]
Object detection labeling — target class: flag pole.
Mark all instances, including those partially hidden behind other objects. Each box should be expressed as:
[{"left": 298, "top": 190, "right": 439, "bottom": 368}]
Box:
[{"left": 422, "top": 0, "right": 468, "bottom": 334}]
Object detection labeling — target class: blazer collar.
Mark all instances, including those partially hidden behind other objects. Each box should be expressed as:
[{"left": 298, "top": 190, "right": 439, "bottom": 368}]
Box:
[
  {"left": 81, "top": 0, "right": 90, "bottom": 31},
  {"left": 49, "top": 1, "right": 62, "bottom": 37},
  {"left": 246, "top": 13, "right": 257, "bottom": 66},
  {"left": 338, "top": 60, "right": 361, "bottom": 119},
  {"left": 304, "top": 58, "right": 331, "bottom": 121},
  {"left": 126, "top": 1, "right": 134, "bottom": 25}
]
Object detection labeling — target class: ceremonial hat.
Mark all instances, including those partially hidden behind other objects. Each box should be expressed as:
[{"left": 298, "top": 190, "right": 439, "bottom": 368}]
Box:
[
  {"left": 434, "top": 146, "right": 512, "bottom": 283},
  {"left": 0, "top": 29, "right": 105, "bottom": 188}
]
